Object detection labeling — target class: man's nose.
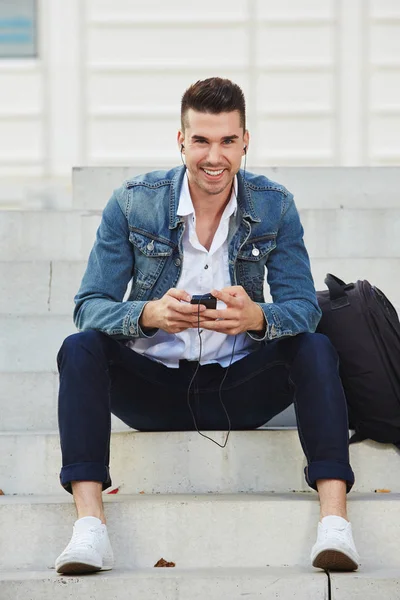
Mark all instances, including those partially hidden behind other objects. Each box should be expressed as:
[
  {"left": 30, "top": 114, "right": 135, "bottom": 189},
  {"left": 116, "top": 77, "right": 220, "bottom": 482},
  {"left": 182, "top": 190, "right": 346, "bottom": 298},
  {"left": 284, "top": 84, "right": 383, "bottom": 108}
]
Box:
[{"left": 206, "top": 144, "right": 222, "bottom": 164}]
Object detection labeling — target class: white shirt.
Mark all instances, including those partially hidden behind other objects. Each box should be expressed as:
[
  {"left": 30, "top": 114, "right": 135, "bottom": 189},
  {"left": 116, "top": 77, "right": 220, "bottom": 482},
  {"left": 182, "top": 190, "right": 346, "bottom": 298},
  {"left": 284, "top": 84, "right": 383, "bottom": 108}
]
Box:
[{"left": 128, "top": 175, "right": 258, "bottom": 368}]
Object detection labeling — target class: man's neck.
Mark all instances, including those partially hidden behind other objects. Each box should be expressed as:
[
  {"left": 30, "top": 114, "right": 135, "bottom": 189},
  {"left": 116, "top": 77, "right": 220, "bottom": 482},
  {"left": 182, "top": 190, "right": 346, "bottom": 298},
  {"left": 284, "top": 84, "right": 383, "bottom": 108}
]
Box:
[
  {"left": 187, "top": 178, "right": 235, "bottom": 251},
  {"left": 188, "top": 181, "right": 234, "bottom": 221}
]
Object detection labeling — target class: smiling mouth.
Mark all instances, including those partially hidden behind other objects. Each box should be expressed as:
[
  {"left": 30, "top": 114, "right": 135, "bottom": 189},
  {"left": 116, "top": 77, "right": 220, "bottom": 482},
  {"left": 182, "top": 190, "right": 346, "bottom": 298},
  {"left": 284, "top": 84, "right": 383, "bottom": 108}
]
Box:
[{"left": 201, "top": 168, "right": 225, "bottom": 177}]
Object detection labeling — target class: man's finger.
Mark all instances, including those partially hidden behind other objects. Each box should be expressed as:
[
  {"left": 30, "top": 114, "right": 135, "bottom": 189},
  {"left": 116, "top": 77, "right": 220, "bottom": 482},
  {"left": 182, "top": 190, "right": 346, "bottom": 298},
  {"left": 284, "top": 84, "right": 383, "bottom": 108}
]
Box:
[
  {"left": 200, "top": 319, "right": 240, "bottom": 332},
  {"left": 166, "top": 288, "right": 191, "bottom": 302},
  {"left": 201, "top": 308, "right": 232, "bottom": 320},
  {"left": 168, "top": 307, "right": 207, "bottom": 322},
  {"left": 211, "top": 288, "right": 241, "bottom": 306},
  {"left": 170, "top": 302, "right": 207, "bottom": 315}
]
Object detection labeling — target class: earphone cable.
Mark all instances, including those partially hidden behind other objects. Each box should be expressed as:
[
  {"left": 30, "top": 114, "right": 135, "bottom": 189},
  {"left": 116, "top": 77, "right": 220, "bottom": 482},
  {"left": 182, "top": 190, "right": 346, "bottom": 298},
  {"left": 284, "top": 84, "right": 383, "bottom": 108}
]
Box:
[
  {"left": 183, "top": 148, "right": 249, "bottom": 448},
  {"left": 186, "top": 295, "right": 235, "bottom": 448}
]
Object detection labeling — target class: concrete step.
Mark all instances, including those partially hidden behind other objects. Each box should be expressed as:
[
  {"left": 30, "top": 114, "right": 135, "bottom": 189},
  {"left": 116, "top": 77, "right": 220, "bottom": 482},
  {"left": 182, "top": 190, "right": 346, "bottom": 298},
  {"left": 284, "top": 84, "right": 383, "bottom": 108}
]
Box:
[
  {"left": 0, "top": 567, "right": 328, "bottom": 600},
  {"left": 0, "top": 493, "right": 397, "bottom": 570},
  {"left": 72, "top": 166, "right": 400, "bottom": 211},
  {"left": 0, "top": 177, "right": 71, "bottom": 211},
  {"left": 301, "top": 208, "right": 400, "bottom": 259},
  {"left": 0, "top": 316, "right": 75, "bottom": 372},
  {"left": 0, "top": 430, "right": 399, "bottom": 496},
  {"left": 1, "top": 570, "right": 398, "bottom": 600},
  {"left": 1, "top": 208, "right": 400, "bottom": 261},
  {"left": 0, "top": 210, "right": 101, "bottom": 261},
  {"left": 331, "top": 569, "right": 400, "bottom": 600},
  {"left": 0, "top": 371, "right": 130, "bottom": 432},
  {"left": 2, "top": 258, "right": 400, "bottom": 316},
  {"left": 0, "top": 372, "right": 59, "bottom": 430},
  {"left": 0, "top": 261, "right": 86, "bottom": 316}
]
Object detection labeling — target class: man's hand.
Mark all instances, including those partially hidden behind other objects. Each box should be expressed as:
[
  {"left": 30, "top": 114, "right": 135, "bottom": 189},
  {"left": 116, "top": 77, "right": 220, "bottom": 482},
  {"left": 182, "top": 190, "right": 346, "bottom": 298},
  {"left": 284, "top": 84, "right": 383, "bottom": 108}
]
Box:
[
  {"left": 139, "top": 288, "right": 206, "bottom": 334},
  {"left": 200, "top": 286, "right": 266, "bottom": 335}
]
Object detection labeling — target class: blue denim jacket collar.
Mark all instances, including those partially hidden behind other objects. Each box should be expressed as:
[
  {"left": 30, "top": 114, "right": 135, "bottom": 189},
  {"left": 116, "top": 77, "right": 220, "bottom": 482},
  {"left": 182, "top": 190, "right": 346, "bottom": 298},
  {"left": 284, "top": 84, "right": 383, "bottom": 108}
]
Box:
[{"left": 165, "top": 166, "right": 261, "bottom": 229}]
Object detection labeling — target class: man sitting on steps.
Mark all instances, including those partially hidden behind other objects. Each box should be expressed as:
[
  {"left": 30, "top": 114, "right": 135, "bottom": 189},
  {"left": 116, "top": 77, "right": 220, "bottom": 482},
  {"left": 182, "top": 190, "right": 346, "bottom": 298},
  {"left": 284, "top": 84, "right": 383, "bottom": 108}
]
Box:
[{"left": 55, "top": 77, "right": 360, "bottom": 574}]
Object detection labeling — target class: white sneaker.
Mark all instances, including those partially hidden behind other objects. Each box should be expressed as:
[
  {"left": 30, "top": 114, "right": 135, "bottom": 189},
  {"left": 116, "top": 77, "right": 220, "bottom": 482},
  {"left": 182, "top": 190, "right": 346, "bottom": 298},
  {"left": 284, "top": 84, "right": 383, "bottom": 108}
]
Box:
[
  {"left": 55, "top": 516, "right": 114, "bottom": 574},
  {"left": 311, "top": 515, "right": 360, "bottom": 571}
]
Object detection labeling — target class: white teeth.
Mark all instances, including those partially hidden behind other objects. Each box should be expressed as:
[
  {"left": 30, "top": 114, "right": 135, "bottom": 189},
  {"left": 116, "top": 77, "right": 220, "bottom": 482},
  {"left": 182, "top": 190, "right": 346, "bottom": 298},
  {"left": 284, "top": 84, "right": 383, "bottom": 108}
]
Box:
[{"left": 203, "top": 169, "right": 224, "bottom": 176}]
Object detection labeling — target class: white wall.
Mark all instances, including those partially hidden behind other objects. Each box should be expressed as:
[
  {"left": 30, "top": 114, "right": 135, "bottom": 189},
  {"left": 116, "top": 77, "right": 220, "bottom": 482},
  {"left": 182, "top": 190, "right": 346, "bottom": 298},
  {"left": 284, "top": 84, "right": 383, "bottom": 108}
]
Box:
[{"left": 0, "top": 0, "right": 399, "bottom": 180}]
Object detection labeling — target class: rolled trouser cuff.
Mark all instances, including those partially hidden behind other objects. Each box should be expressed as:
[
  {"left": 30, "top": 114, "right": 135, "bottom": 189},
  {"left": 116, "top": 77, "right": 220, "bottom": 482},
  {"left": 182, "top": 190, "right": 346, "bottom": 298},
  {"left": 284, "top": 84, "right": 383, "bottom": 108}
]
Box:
[
  {"left": 305, "top": 460, "right": 355, "bottom": 493},
  {"left": 60, "top": 462, "right": 111, "bottom": 495}
]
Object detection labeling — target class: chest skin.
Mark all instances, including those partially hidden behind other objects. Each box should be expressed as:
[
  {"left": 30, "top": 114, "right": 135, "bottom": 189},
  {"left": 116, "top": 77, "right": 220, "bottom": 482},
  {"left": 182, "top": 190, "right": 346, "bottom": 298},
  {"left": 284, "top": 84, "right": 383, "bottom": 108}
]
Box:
[{"left": 195, "top": 214, "right": 223, "bottom": 251}]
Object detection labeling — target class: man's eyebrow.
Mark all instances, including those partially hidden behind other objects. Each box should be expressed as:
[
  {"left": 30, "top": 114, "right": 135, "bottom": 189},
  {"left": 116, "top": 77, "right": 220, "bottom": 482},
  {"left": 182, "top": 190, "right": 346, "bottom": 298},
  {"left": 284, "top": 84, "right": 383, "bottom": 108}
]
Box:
[{"left": 191, "top": 134, "right": 239, "bottom": 141}]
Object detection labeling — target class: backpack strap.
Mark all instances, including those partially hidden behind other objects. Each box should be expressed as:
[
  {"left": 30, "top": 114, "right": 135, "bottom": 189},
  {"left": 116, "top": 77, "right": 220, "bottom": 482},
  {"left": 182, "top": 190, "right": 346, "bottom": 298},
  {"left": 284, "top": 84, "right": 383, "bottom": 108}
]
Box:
[
  {"left": 351, "top": 432, "right": 400, "bottom": 451},
  {"left": 324, "top": 273, "right": 351, "bottom": 310},
  {"left": 349, "top": 431, "right": 367, "bottom": 444}
]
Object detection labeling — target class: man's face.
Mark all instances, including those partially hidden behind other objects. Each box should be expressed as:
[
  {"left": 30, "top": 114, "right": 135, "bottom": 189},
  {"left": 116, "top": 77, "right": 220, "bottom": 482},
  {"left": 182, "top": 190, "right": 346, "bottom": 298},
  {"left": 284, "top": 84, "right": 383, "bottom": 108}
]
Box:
[{"left": 178, "top": 109, "right": 249, "bottom": 197}]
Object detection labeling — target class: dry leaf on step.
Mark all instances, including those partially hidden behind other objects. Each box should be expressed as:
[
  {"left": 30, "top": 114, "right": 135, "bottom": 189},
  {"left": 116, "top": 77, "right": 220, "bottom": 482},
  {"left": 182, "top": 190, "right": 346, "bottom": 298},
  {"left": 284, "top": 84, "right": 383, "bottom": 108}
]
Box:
[{"left": 154, "top": 558, "right": 176, "bottom": 568}]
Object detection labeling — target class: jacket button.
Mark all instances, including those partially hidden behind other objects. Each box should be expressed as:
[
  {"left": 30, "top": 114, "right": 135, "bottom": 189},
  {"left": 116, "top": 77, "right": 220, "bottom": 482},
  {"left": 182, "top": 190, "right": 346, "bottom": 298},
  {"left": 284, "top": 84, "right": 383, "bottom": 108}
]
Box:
[
  {"left": 129, "top": 326, "right": 135, "bottom": 334},
  {"left": 174, "top": 258, "right": 181, "bottom": 266}
]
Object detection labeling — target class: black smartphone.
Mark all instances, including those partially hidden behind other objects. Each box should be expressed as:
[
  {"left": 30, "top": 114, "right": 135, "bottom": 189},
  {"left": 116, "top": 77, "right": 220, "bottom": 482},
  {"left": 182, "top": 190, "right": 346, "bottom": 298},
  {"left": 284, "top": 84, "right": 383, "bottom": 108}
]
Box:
[{"left": 190, "top": 293, "right": 217, "bottom": 309}]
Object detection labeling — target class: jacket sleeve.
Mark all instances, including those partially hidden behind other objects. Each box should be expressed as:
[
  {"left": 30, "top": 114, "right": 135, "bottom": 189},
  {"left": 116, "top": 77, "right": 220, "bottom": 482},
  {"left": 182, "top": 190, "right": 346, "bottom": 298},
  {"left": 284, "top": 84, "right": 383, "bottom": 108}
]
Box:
[
  {"left": 73, "top": 188, "right": 157, "bottom": 339},
  {"left": 248, "top": 195, "right": 321, "bottom": 342}
]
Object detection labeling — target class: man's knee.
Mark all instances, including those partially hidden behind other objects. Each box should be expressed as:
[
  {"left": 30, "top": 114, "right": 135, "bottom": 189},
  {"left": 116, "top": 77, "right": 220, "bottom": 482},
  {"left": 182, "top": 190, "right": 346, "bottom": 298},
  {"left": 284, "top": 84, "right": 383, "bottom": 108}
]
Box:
[
  {"left": 57, "top": 330, "right": 107, "bottom": 366},
  {"left": 294, "top": 332, "right": 338, "bottom": 369}
]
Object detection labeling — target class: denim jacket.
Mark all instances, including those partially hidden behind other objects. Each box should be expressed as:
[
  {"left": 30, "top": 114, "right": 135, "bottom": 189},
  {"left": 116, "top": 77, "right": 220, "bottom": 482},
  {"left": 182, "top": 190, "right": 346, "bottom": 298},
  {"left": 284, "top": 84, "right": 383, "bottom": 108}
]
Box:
[{"left": 74, "top": 166, "right": 321, "bottom": 341}]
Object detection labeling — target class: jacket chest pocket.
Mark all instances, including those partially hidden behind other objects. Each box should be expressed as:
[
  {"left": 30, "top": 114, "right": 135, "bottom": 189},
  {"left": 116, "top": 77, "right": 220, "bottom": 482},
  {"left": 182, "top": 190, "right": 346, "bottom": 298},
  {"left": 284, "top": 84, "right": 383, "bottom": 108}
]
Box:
[
  {"left": 129, "top": 231, "right": 174, "bottom": 299},
  {"left": 236, "top": 236, "right": 276, "bottom": 301}
]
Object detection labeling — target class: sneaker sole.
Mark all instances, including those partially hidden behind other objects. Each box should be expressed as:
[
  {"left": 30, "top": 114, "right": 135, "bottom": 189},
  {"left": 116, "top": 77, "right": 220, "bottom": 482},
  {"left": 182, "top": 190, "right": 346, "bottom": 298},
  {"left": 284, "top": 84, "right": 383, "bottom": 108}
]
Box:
[
  {"left": 56, "top": 561, "right": 102, "bottom": 575},
  {"left": 312, "top": 549, "right": 359, "bottom": 571}
]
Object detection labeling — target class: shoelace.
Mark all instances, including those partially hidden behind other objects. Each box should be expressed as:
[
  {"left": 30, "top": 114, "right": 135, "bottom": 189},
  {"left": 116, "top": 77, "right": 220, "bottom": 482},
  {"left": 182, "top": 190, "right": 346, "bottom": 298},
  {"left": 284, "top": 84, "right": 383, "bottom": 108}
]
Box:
[
  {"left": 68, "top": 527, "right": 103, "bottom": 550},
  {"left": 320, "top": 526, "right": 350, "bottom": 544}
]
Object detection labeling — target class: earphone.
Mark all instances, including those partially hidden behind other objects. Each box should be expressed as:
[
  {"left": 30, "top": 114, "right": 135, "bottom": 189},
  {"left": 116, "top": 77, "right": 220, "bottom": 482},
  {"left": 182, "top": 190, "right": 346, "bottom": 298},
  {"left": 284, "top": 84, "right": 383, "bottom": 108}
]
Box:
[{"left": 181, "top": 143, "right": 184, "bottom": 152}]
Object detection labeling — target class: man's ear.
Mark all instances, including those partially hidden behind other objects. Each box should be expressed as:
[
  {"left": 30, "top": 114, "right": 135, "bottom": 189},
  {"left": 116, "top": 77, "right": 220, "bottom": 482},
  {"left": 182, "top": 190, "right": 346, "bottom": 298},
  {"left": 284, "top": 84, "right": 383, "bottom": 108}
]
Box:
[
  {"left": 177, "top": 131, "right": 185, "bottom": 152},
  {"left": 243, "top": 130, "right": 250, "bottom": 154}
]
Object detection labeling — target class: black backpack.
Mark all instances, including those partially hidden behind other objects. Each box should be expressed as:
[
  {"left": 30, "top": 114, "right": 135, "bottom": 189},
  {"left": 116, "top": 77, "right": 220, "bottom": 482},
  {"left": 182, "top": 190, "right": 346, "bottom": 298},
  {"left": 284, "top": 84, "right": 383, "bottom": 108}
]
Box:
[{"left": 316, "top": 274, "right": 400, "bottom": 448}]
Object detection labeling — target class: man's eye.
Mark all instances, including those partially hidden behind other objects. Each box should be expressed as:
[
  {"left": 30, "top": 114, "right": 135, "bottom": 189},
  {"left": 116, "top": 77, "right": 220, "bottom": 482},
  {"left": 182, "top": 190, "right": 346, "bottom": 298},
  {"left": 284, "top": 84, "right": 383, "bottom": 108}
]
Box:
[
  {"left": 223, "top": 140, "right": 233, "bottom": 145},
  {"left": 196, "top": 139, "right": 207, "bottom": 144}
]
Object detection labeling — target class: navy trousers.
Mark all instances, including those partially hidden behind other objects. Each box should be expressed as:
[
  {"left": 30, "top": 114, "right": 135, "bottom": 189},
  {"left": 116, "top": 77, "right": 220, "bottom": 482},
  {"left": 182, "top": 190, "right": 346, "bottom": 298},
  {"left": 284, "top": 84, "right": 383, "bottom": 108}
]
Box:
[{"left": 57, "top": 330, "right": 355, "bottom": 494}]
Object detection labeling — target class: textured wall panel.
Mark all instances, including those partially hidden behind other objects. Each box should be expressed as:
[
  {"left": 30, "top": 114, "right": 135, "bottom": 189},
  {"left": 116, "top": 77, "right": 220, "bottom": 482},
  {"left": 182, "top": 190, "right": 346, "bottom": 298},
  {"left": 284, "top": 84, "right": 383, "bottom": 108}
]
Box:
[
  {"left": 0, "top": 120, "right": 42, "bottom": 160},
  {"left": 257, "top": 117, "right": 333, "bottom": 159},
  {"left": 370, "top": 116, "right": 400, "bottom": 152},
  {"left": 257, "top": 24, "right": 334, "bottom": 65},
  {"left": 87, "top": 26, "right": 248, "bottom": 66},
  {"left": 0, "top": 71, "right": 41, "bottom": 112},
  {"left": 370, "top": 71, "right": 400, "bottom": 108},
  {"left": 87, "top": 0, "right": 247, "bottom": 19},
  {"left": 370, "top": 0, "right": 400, "bottom": 17},
  {"left": 370, "top": 24, "right": 400, "bottom": 61},
  {"left": 88, "top": 117, "right": 179, "bottom": 161},
  {"left": 88, "top": 72, "right": 250, "bottom": 112},
  {"left": 256, "top": 0, "right": 334, "bottom": 19},
  {"left": 256, "top": 72, "right": 334, "bottom": 110}
]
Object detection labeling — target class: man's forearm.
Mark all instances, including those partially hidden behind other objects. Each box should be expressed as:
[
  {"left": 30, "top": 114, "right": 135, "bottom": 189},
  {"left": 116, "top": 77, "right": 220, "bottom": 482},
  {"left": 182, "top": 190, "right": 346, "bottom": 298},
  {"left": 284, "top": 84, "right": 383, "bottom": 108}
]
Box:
[{"left": 74, "top": 297, "right": 151, "bottom": 339}]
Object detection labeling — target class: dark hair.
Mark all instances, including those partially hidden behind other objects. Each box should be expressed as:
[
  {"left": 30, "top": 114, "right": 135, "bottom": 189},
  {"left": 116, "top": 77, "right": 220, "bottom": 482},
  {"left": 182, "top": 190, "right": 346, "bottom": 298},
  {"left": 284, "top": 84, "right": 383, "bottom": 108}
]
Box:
[{"left": 181, "top": 77, "right": 246, "bottom": 131}]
